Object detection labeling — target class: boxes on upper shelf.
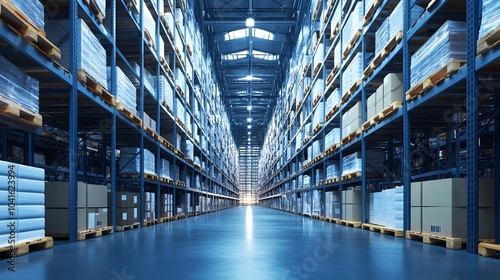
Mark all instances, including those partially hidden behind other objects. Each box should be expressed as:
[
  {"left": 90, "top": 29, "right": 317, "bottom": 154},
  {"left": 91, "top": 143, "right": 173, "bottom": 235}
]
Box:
[
  {"left": 383, "top": 73, "right": 403, "bottom": 106},
  {"left": 0, "top": 55, "right": 39, "bottom": 114},
  {"left": 108, "top": 66, "right": 137, "bottom": 114}
]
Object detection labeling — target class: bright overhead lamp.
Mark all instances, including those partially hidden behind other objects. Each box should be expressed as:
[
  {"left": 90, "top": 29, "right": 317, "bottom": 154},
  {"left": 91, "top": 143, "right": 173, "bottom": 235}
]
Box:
[
  {"left": 247, "top": 117, "right": 253, "bottom": 122},
  {"left": 248, "top": 131, "right": 251, "bottom": 135},
  {"left": 246, "top": 17, "right": 255, "bottom": 27},
  {"left": 239, "top": 75, "right": 261, "bottom": 81},
  {"left": 247, "top": 105, "right": 252, "bottom": 111},
  {"left": 248, "top": 125, "right": 252, "bottom": 129}
]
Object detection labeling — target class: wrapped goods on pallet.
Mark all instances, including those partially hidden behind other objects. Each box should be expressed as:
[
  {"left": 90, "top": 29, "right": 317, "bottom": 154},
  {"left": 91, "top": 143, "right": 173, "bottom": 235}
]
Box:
[
  {"left": 312, "top": 140, "right": 322, "bottom": 158},
  {"left": 144, "top": 192, "right": 156, "bottom": 222},
  {"left": 315, "top": 168, "right": 323, "bottom": 185},
  {"left": 0, "top": 162, "right": 45, "bottom": 247},
  {"left": 410, "top": 21, "right": 467, "bottom": 87},
  {"left": 326, "top": 162, "right": 339, "bottom": 180},
  {"left": 325, "top": 191, "right": 341, "bottom": 219},
  {"left": 176, "top": 98, "right": 185, "bottom": 124},
  {"left": 367, "top": 93, "right": 376, "bottom": 119},
  {"left": 312, "top": 102, "right": 324, "bottom": 129},
  {"left": 303, "top": 175, "right": 311, "bottom": 187},
  {"left": 158, "top": 75, "right": 173, "bottom": 110},
  {"left": 326, "top": 88, "right": 340, "bottom": 112},
  {"left": 160, "top": 159, "right": 170, "bottom": 179},
  {"left": 364, "top": 0, "right": 375, "bottom": 14},
  {"left": 331, "top": 6, "right": 341, "bottom": 38},
  {"left": 325, "top": 128, "right": 340, "bottom": 148},
  {"left": 119, "top": 147, "right": 156, "bottom": 175},
  {"left": 185, "top": 140, "right": 194, "bottom": 160},
  {"left": 46, "top": 19, "right": 107, "bottom": 90},
  {"left": 312, "top": 79, "right": 324, "bottom": 101},
  {"left": 341, "top": 52, "right": 363, "bottom": 96},
  {"left": 369, "top": 187, "right": 404, "bottom": 229},
  {"left": 341, "top": 1, "right": 363, "bottom": 55},
  {"left": 479, "top": 0, "right": 500, "bottom": 39},
  {"left": 0, "top": 55, "right": 39, "bottom": 114},
  {"left": 342, "top": 189, "right": 362, "bottom": 221},
  {"left": 151, "top": 0, "right": 164, "bottom": 16},
  {"left": 107, "top": 66, "right": 136, "bottom": 114},
  {"left": 185, "top": 113, "right": 192, "bottom": 133},
  {"left": 161, "top": 193, "right": 173, "bottom": 217},
  {"left": 134, "top": 6, "right": 156, "bottom": 47},
  {"left": 312, "top": 190, "right": 321, "bottom": 215},
  {"left": 303, "top": 191, "right": 311, "bottom": 216},
  {"left": 163, "top": 12, "right": 174, "bottom": 30},
  {"left": 375, "top": 18, "right": 390, "bottom": 55},
  {"left": 175, "top": 68, "right": 186, "bottom": 95},
  {"left": 342, "top": 150, "right": 384, "bottom": 176},
  {"left": 342, "top": 101, "right": 362, "bottom": 136},
  {"left": 313, "top": 43, "right": 324, "bottom": 72},
  {"left": 10, "top": 0, "right": 45, "bottom": 31},
  {"left": 389, "top": 2, "right": 424, "bottom": 40}
]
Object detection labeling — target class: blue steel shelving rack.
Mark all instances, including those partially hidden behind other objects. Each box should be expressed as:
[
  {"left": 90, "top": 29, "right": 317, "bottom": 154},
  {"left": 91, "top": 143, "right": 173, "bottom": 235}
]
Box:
[
  {"left": 258, "top": 0, "right": 500, "bottom": 254},
  {"left": 0, "top": 0, "right": 240, "bottom": 241}
]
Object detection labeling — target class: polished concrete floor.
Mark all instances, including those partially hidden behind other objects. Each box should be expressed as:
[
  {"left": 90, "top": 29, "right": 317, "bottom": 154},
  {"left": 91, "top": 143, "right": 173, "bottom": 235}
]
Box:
[{"left": 2, "top": 206, "right": 500, "bottom": 279}]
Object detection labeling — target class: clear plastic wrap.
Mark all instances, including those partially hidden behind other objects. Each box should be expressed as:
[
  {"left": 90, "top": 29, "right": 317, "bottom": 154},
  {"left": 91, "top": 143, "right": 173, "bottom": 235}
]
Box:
[
  {"left": 185, "top": 140, "right": 194, "bottom": 160},
  {"left": 94, "top": 0, "right": 106, "bottom": 18},
  {"left": 326, "top": 161, "right": 339, "bottom": 179},
  {"left": 376, "top": 18, "right": 390, "bottom": 55},
  {"left": 46, "top": 19, "right": 108, "bottom": 90},
  {"left": 312, "top": 190, "right": 321, "bottom": 215},
  {"left": 312, "top": 140, "right": 322, "bottom": 158},
  {"left": 325, "top": 128, "right": 340, "bottom": 148},
  {"left": 134, "top": 6, "right": 156, "bottom": 44},
  {"left": 312, "top": 79, "right": 324, "bottom": 101},
  {"left": 312, "top": 102, "right": 324, "bottom": 129},
  {"left": 0, "top": 55, "right": 39, "bottom": 113},
  {"left": 107, "top": 66, "right": 136, "bottom": 114},
  {"left": 390, "top": 2, "right": 424, "bottom": 39},
  {"left": 119, "top": 147, "right": 155, "bottom": 175},
  {"left": 410, "top": 21, "right": 466, "bottom": 87},
  {"left": 341, "top": 1, "right": 363, "bottom": 54},
  {"left": 341, "top": 52, "right": 363, "bottom": 96},
  {"left": 11, "top": 0, "right": 44, "bottom": 31},
  {"left": 176, "top": 98, "right": 185, "bottom": 123},
  {"left": 160, "top": 159, "right": 170, "bottom": 179},
  {"left": 159, "top": 75, "right": 173, "bottom": 110},
  {"left": 479, "top": 0, "right": 500, "bottom": 39}
]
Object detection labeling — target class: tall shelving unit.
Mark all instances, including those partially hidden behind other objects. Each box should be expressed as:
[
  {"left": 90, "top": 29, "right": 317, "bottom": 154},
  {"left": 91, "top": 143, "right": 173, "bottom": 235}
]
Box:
[
  {"left": 0, "top": 0, "right": 239, "bottom": 242},
  {"left": 258, "top": 0, "right": 500, "bottom": 254}
]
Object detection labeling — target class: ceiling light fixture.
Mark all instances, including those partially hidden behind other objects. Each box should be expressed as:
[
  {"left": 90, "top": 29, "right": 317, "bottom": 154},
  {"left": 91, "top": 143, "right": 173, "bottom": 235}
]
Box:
[
  {"left": 247, "top": 117, "right": 253, "bottom": 122},
  {"left": 248, "top": 131, "right": 251, "bottom": 135},
  {"left": 247, "top": 105, "right": 252, "bottom": 111},
  {"left": 239, "top": 75, "right": 261, "bottom": 81},
  {"left": 248, "top": 125, "right": 252, "bottom": 129},
  {"left": 246, "top": 17, "right": 254, "bottom": 27}
]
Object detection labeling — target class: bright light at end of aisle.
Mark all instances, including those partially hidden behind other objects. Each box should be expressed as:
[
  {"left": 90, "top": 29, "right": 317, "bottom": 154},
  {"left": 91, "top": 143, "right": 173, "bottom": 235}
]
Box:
[
  {"left": 246, "top": 17, "right": 255, "bottom": 27},
  {"left": 247, "top": 105, "right": 252, "bottom": 111},
  {"left": 246, "top": 206, "right": 253, "bottom": 240},
  {"left": 247, "top": 117, "right": 253, "bottom": 122}
]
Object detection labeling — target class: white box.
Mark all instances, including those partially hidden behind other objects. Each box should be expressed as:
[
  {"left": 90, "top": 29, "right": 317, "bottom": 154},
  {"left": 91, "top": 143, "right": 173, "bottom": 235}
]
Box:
[
  {"left": 376, "top": 85, "right": 384, "bottom": 113},
  {"left": 411, "top": 182, "right": 421, "bottom": 207},
  {"left": 422, "top": 178, "right": 494, "bottom": 207}
]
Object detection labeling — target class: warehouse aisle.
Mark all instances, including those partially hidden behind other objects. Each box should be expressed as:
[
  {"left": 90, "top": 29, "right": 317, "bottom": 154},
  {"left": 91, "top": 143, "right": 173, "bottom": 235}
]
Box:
[{"left": 3, "top": 206, "right": 500, "bottom": 279}]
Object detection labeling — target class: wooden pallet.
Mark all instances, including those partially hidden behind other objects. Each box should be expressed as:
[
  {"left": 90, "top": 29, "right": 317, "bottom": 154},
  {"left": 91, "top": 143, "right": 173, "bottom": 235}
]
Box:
[
  {"left": 160, "top": 177, "right": 175, "bottom": 184},
  {"left": 312, "top": 215, "right": 326, "bottom": 221},
  {"left": 304, "top": 84, "right": 311, "bottom": 96},
  {"left": 478, "top": 242, "right": 500, "bottom": 257},
  {"left": 303, "top": 64, "right": 310, "bottom": 75},
  {"left": 361, "top": 223, "right": 404, "bottom": 237},
  {"left": 363, "top": 31, "right": 403, "bottom": 78},
  {"left": 323, "top": 177, "right": 339, "bottom": 185},
  {"left": 83, "top": 0, "right": 104, "bottom": 23},
  {"left": 406, "top": 59, "right": 466, "bottom": 101},
  {"left": 144, "top": 125, "right": 159, "bottom": 140},
  {"left": 343, "top": 30, "right": 362, "bottom": 59},
  {"left": 115, "top": 223, "right": 140, "bottom": 232},
  {"left": 296, "top": 100, "right": 303, "bottom": 111},
  {"left": 326, "top": 64, "right": 340, "bottom": 85},
  {"left": 330, "top": 21, "right": 340, "bottom": 40},
  {"left": 341, "top": 128, "right": 362, "bottom": 144},
  {"left": 161, "top": 16, "right": 175, "bottom": 42},
  {"left": 363, "top": 0, "right": 382, "bottom": 25},
  {"left": 160, "top": 58, "right": 175, "bottom": 79},
  {"left": 362, "top": 117, "right": 378, "bottom": 131},
  {"left": 120, "top": 173, "right": 158, "bottom": 181},
  {"left": 175, "top": 214, "right": 186, "bottom": 220},
  {"left": 116, "top": 103, "right": 142, "bottom": 126},
  {"left": 377, "top": 101, "right": 403, "bottom": 120},
  {"left": 311, "top": 0, "right": 321, "bottom": 21},
  {"left": 406, "top": 231, "right": 465, "bottom": 250},
  {"left": 325, "top": 104, "right": 340, "bottom": 122},
  {"left": 186, "top": 43, "right": 193, "bottom": 57},
  {"left": 176, "top": 181, "right": 186, "bottom": 187},
  {"left": 312, "top": 94, "right": 322, "bottom": 108},
  {"left": 159, "top": 136, "right": 175, "bottom": 151},
  {"left": 77, "top": 69, "right": 115, "bottom": 106},
  {"left": 313, "top": 62, "right": 323, "bottom": 77},
  {"left": 339, "top": 220, "right": 362, "bottom": 228},
  {"left": 0, "top": 2, "right": 61, "bottom": 60},
  {"left": 143, "top": 219, "right": 158, "bottom": 227},
  {"left": 76, "top": 226, "right": 113, "bottom": 241},
  {"left": 313, "top": 123, "right": 323, "bottom": 135},
  {"left": 323, "top": 0, "right": 337, "bottom": 23},
  {"left": 341, "top": 171, "right": 362, "bottom": 181},
  {"left": 341, "top": 79, "right": 362, "bottom": 103},
  {"left": 0, "top": 237, "right": 53, "bottom": 257},
  {"left": 0, "top": 96, "right": 43, "bottom": 128},
  {"left": 158, "top": 217, "right": 175, "bottom": 223},
  {"left": 325, "top": 217, "right": 339, "bottom": 224},
  {"left": 324, "top": 142, "right": 341, "bottom": 156},
  {"left": 477, "top": 26, "right": 500, "bottom": 56}
]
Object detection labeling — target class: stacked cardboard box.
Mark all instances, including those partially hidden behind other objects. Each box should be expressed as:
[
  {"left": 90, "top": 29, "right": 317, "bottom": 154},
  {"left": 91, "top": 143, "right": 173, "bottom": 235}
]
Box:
[
  {"left": 411, "top": 178, "right": 495, "bottom": 238},
  {"left": 325, "top": 191, "right": 341, "bottom": 219},
  {"left": 342, "top": 101, "right": 362, "bottom": 136},
  {"left": 342, "top": 189, "right": 362, "bottom": 222},
  {"left": 144, "top": 192, "right": 156, "bottom": 222},
  {"left": 160, "top": 194, "right": 173, "bottom": 218},
  {"left": 110, "top": 192, "right": 139, "bottom": 226},
  {"left": 383, "top": 73, "right": 403, "bottom": 107},
  {"left": 0, "top": 161, "right": 45, "bottom": 247},
  {"left": 45, "top": 182, "right": 107, "bottom": 234}
]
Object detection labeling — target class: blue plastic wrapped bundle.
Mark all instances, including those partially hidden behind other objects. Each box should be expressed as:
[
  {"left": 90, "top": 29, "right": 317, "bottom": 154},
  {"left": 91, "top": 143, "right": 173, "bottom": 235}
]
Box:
[
  {"left": 158, "top": 75, "right": 173, "bottom": 110},
  {"left": 185, "top": 140, "right": 194, "bottom": 160},
  {"left": 94, "top": 0, "right": 106, "bottom": 19},
  {"left": 46, "top": 19, "right": 107, "bottom": 90},
  {"left": 376, "top": 18, "right": 390, "bottom": 55},
  {"left": 341, "top": 1, "right": 363, "bottom": 54},
  {"left": 326, "top": 162, "right": 339, "bottom": 180},
  {"left": 410, "top": 21, "right": 466, "bottom": 87},
  {"left": 312, "top": 79, "right": 324, "bottom": 101},
  {"left": 176, "top": 98, "right": 185, "bottom": 123},
  {"left": 479, "top": 0, "right": 500, "bottom": 39},
  {"left": 160, "top": 159, "right": 170, "bottom": 179},
  {"left": 0, "top": 55, "right": 39, "bottom": 113},
  {"left": 389, "top": 2, "right": 424, "bottom": 40},
  {"left": 326, "top": 88, "right": 340, "bottom": 112},
  {"left": 185, "top": 113, "right": 191, "bottom": 133},
  {"left": 119, "top": 148, "right": 156, "bottom": 175},
  {"left": 134, "top": 7, "right": 156, "bottom": 46},
  {"left": 312, "top": 140, "right": 322, "bottom": 158},
  {"left": 342, "top": 152, "right": 363, "bottom": 175},
  {"left": 303, "top": 175, "right": 311, "bottom": 188},
  {"left": 312, "top": 102, "right": 324, "bottom": 129},
  {"left": 325, "top": 128, "right": 340, "bottom": 148},
  {"left": 107, "top": 66, "right": 136, "bottom": 114},
  {"left": 10, "top": 0, "right": 44, "bottom": 31},
  {"left": 341, "top": 52, "right": 363, "bottom": 96}
]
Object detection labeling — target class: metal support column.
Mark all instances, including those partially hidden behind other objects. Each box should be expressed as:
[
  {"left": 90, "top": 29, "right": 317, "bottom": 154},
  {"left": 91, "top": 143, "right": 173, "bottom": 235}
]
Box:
[
  {"left": 445, "top": 124, "right": 453, "bottom": 172},
  {"left": 68, "top": 0, "right": 79, "bottom": 242},
  {"left": 110, "top": 0, "right": 117, "bottom": 230},
  {"left": 402, "top": 0, "right": 411, "bottom": 232},
  {"left": 24, "top": 132, "right": 34, "bottom": 166},
  {"left": 139, "top": 0, "right": 145, "bottom": 226},
  {"left": 466, "top": 0, "right": 479, "bottom": 253}
]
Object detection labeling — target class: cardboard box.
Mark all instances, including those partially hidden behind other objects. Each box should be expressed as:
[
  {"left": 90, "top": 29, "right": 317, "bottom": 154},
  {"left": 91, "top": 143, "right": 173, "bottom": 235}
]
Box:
[
  {"left": 422, "top": 207, "right": 495, "bottom": 238},
  {"left": 376, "top": 85, "right": 384, "bottom": 113},
  {"left": 45, "top": 182, "right": 87, "bottom": 208},
  {"left": 86, "top": 184, "right": 107, "bottom": 208},
  {"left": 411, "top": 182, "right": 421, "bottom": 207},
  {"left": 45, "top": 208, "right": 88, "bottom": 233},
  {"left": 383, "top": 73, "right": 403, "bottom": 95},
  {"left": 343, "top": 190, "right": 362, "bottom": 204},
  {"left": 411, "top": 207, "right": 421, "bottom": 232},
  {"left": 422, "top": 178, "right": 494, "bottom": 207},
  {"left": 342, "top": 203, "right": 362, "bottom": 221}
]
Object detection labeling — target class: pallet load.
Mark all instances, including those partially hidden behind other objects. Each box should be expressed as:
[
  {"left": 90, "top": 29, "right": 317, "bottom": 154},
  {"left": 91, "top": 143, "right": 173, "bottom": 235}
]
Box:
[
  {"left": 110, "top": 192, "right": 139, "bottom": 230},
  {"left": 479, "top": 0, "right": 500, "bottom": 39},
  {"left": 342, "top": 189, "right": 362, "bottom": 223},
  {"left": 0, "top": 54, "right": 40, "bottom": 115},
  {"left": 45, "top": 182, "right": 110, "bottom": 240},
  {"left": 119, "top": 147, "right": 156, "bottom": 176},
  {"left": 325, "top": 191, "right": 340, "bottom": 219},
  {"left": 369, "top": 186, "right": 404, "bottom": 229},
  {"left": 341, "top": 52, "right": 363, "bottom": 99},
  {"left": 144, "top": 192, "right": 156, "bottom": 225},
  {"left": 341, "top": 150, "right": 384, "bottom": 178},
  {"left": 9, "top": 0, "right": 44, "bottom": 30},
  {"left": 302, "top": 191, "right": 311, "bottom": 216},
  {"left": 0, "top": 161, "right": 48, "bottom": 248},
  {"left": 342, "top": 101, "right": 362, "bottom": 137},
  {"left": 341, "top": 1, "right": 363, "bottom": 58},
  {"left": 159, "top": 75, "right": 174, "bottom": 112},
  {"left": 46, "top": 19, "right": 108, "bottom": 90},
  {"left": 410, "top": 178, "right": 495, "bottom": 239},
  {"left": 312, "top": 190, "right": 321, "bottom": 216},
  {"left": 107, "top": 66, "right": 137, "bottom": 114},
  {"left": 325, "top": 161, "right": 339, "bottom": 181},
  {"left": 410, "top": 21, "right": 466, "bottom": 89},
  {"left": 161, "top": 194, "right": 174, "bottom": 218},
  {"left": 325, "top": 128, "right": 340, "bottom": 149}
]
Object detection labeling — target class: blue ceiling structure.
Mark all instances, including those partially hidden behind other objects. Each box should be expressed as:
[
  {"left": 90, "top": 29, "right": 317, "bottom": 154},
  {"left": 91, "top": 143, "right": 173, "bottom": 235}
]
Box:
[{"left": 198, "top": 0, "right": 308, "bottom": 149}]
